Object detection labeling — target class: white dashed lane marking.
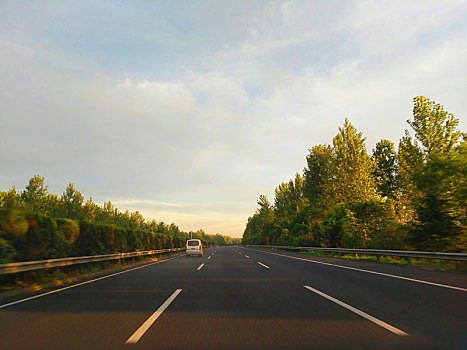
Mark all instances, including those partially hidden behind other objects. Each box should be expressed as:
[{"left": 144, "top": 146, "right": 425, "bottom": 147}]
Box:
[
  {"left": 126, "top": 289, "right": 183, "bottom": 343},
  {"left": 303, "top": 285, "right": 408, "bottom": 336},
  {"left": 257, "top": 262, "right": 270, "bottom": 269}
]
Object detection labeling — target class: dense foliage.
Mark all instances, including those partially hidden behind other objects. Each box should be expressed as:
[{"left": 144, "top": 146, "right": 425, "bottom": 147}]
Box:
[
  {"left": 0, "top": 184, "right": 239, "bottom": 263},
  {"left": 243, "top": 97, "right": 466, "bottom": 252}
]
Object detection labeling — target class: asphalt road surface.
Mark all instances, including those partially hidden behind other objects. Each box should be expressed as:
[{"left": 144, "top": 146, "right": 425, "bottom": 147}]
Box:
[{"left": 0, "top": 246, "right": 466, "bottom": 349}]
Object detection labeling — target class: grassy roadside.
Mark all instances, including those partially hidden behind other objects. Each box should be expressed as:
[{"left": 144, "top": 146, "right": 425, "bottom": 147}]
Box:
[{"left": 271, "top": 248, "right": 467, "bottom": 273}]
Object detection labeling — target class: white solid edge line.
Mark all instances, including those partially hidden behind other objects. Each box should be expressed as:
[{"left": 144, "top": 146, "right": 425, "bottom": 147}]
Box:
[
  {"left": 243, "top": 247, "right": 467, "bottom": 292},
  {"left": 245, "top": 255, "right": 250, "bottom": 259},
  {"left": 197, "top": 263, "right": 205, "bottom": 270},
  {"left": 303, "top": 286, "right": 408, "bottom": 336},
  {"left": 0, "top": 255, "right": 183, "bottom": 310},
  {"left": 126, "top": 289, "right": 182, "bottom": 344},
  {"left": 257, "top": 262, "right": 270, "bottom": 269}
]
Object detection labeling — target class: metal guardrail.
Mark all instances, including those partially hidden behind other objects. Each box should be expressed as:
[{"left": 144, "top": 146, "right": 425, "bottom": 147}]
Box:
[
  {"left": 0, "top": 248, "right": 185, "bottom": 274},
  {"left": 246, "top": 245, "right": 467, "bottom": 262}
]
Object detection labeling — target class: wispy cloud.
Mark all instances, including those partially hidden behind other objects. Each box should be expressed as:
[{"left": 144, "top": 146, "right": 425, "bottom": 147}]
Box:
[{"left": 1, "top": 1, "right": 466, "bottom": 237}]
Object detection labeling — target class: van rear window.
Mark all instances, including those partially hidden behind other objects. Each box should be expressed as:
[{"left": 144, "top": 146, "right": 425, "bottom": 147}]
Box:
[{"left": 187, "top": 241, "right": 199, "bottom": 246}]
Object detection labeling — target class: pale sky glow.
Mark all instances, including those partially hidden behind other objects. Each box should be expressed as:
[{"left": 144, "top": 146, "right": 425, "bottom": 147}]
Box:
[{"left": 1, "top": 0, "right": 466, "bottom": 237}]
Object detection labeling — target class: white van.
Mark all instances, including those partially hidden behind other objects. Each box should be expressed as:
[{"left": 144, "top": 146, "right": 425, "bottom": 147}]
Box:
[{"left": 186, "top": 239, "right": 203, "bottom": 257}]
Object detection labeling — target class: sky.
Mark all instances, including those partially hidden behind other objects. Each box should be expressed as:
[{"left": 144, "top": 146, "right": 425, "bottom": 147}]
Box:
[{"left": 1, "top": 0, "right": 466, "bottom": 237}]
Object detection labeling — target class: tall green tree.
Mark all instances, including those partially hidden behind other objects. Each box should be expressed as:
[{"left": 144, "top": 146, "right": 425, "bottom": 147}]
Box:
[
  {"left": 129, "top": 210, "right": 145, "bottom": 230},
  {"left": 44, "top": 193, "right": 63, "bottom": 218},
  {"left": 330, "top": 118, "right": 376, "bottom": 207},
  {"left": 61, "top": 182, "right": 84, "bottom": 220},
  {"left": 157, "top": 221, "right": 169, "bottom": 234},
  {"left": 95, "top": 200, "right": 117, "bottom": 225},
  {"left": 257, "top": 194, "right": 274, "bottom": 223},
  {"left": 22, "top": 175, "right": 48, "bottom": 213},
  {"left": 409, "top": 96, "right": 461, "bottom": 155},
  {"left": 372, "top": 139, "right": 398, "bottom": 199},
  {"left": 242, "top": 97, "right": 465, "bottom": 252},
  {"left": 83, "top": 197, "right": 99, "bottom": 223},
  {"left": 397, "top": 131, "right": 424, "bottom": 223},
  {"left": 406, "top": 97, "right": 465, "bottom": 250},
  {"left": 243, "top": 195, "right": 274, "bottom": 245},
  {"left": 118, "top": 209, "right": 131, "bottom": 227},
  {"left": 1, "top": 186, "right": 22, "bottom": 209},
  {"left": 168, "top": 223, "right": 181, "bottom": 236},
  {"left": 147, "top": 219, "right": 159, "bottom": 232},
  {"left": 303, "top": 144, "right": 333, "bottom": 212},
  {"left": 274, "top": 173, "right": 307, "bottom": 220},
  {"left": 408, "top": 142, "right": 467, "bottom": 251}
]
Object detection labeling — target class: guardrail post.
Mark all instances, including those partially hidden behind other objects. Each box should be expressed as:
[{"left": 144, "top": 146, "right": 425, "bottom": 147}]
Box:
[{"left": 405, "top": 257, "right": 411, "bottom": 264}]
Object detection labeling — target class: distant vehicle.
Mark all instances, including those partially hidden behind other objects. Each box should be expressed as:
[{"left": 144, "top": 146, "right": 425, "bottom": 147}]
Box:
[{"left": 186, "top": 239, "right": 203, "bottom": 257}]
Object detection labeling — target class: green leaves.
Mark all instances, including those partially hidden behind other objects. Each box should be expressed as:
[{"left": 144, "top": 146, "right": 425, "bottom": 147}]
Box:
[
  {"left": 61, "top": 182, "right": 84, "bottom": 220},
  {"left": 22, "top": 175, "right": 48, "bottom": 213},
  {"left": 408, "top": 142, "right": 467, "bottom": 251},
  {"left": 372, "top": 139, "right": 398, "bottom": 199},
  {"left": 303, "top": 144, "right": 333, "bottom": 211},
  {"left": 331, "top": 118, "right": 376, "bottom": 207},
  {"left": 404, "top": 97, "right": 465, "bottom": 251},
  {"left": 304, "top": 119, "right": 376, "bottom": 209},
  {"left": 243, "top": 97, "right": 465, "bottom": 252},
  {"left": 409, "top": 96, "right": 461, "bottom": 155},
  {"left": 274, "top": 173, "right": 307, "bottom": 220},
  {"left": 1, "top": 177, "right": 238, "bottom": 259}
]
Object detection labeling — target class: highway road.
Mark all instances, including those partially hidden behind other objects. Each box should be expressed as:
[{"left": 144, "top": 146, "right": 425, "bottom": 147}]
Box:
[{"left": 0, "top": 246, "right": 466, "bottom": 349}]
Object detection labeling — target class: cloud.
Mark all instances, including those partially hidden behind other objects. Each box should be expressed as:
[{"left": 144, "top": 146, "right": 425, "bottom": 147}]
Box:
[
  {"left": 186, "top": 71, "right": 249, "bottom": 110},
  {"left": 348, "top": 0, "right": 467, "bottom": 56},
  {"left": 117, "top": 78, "right": 196, "bottom": 113},
  {"left": 0, "top": 39, "right": 261, "bottom": 236},
  {"left": 1, "top": 1, "right": 466, "bottom": 238},
  {"left": 254, "top": 35, "right": 467, "bottom": 149}
]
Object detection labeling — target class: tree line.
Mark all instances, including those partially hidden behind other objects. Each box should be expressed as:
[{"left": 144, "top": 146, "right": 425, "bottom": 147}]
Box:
[
  {"left": 242, "top": 96, "right": 466, "bottom": 252},
  {"left": 0, "top": 179, "right": 240, "bottom": 262}
]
